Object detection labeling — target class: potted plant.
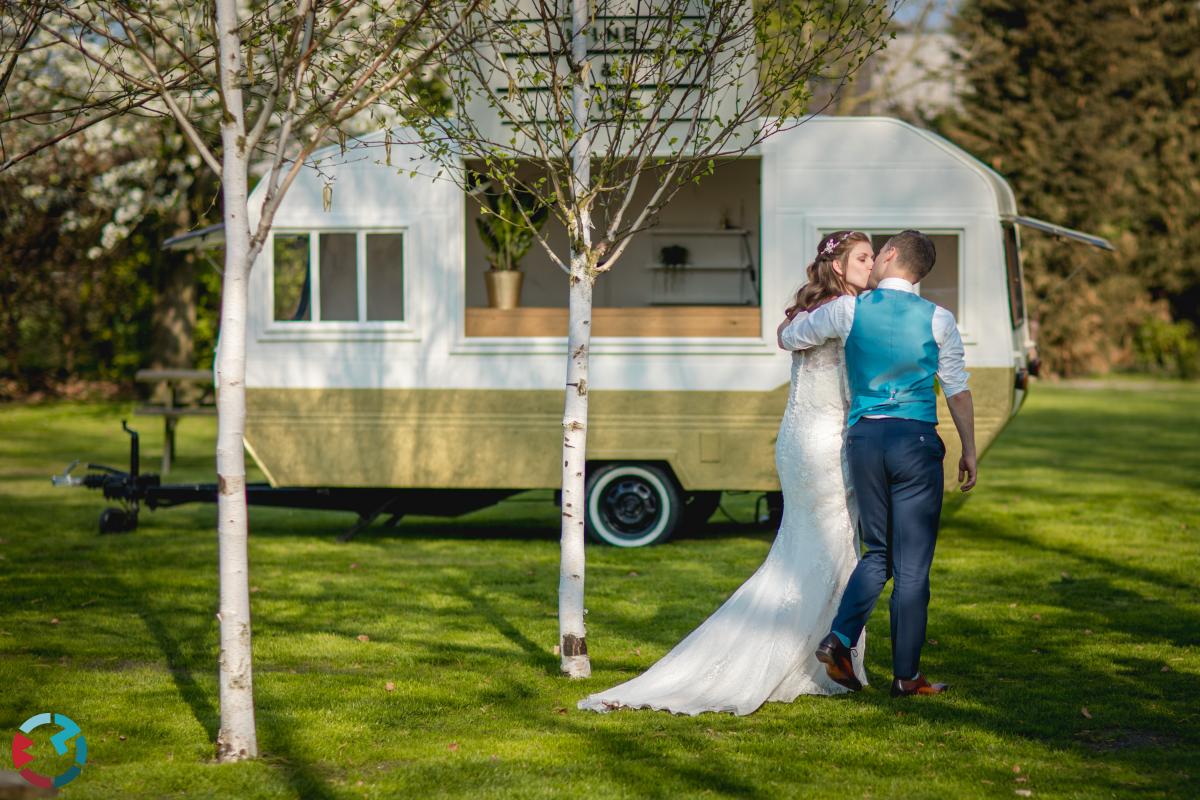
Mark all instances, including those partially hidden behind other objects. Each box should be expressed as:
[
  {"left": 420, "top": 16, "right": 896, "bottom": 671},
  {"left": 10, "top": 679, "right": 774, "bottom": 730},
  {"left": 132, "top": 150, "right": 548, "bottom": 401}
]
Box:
[{"left": 473, "top": 175, "right": 549, "bottom": 309}]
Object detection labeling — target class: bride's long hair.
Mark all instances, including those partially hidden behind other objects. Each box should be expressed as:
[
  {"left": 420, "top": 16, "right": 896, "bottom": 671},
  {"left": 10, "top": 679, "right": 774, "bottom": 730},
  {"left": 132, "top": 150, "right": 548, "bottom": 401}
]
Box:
[{"left": 785, "top": 230, "right": 871, "bottom": 317}]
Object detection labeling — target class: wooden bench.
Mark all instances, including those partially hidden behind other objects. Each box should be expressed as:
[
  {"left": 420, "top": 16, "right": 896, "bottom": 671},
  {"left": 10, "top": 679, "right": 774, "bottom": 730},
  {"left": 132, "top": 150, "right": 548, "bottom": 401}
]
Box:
[{"left": 134, "top": 369, "right": 216, "bottom": 474}]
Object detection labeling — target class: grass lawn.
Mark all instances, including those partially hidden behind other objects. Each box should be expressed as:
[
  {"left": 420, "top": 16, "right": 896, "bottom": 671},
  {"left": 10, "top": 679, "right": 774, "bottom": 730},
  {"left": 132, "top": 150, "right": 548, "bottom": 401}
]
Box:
[{"left": 1, "top": 382, "right": 1198, "bottom": 799}]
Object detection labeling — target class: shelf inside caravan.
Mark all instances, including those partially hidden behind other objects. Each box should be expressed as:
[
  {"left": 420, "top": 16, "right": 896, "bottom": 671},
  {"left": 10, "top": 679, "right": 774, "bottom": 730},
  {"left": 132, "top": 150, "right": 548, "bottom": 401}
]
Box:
[{"left": 465, "top": 306, "right": 761, "bottom": 338}]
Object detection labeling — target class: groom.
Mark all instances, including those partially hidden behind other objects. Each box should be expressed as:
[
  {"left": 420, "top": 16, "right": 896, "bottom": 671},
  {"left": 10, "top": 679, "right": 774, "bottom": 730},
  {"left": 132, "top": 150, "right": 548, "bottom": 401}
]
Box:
[{"left": 780, "top": 229, "right": 977, "bottom": 698}]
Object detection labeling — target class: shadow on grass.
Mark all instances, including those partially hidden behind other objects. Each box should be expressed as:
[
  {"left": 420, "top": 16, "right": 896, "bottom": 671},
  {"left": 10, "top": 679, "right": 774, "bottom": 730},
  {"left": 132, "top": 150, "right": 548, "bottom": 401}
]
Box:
[
  {"left": 446, "top": 578, "right": 561, "bottom": 678},
  {"left": 127, "top": 578, "right": 340, "bottom": 800}
]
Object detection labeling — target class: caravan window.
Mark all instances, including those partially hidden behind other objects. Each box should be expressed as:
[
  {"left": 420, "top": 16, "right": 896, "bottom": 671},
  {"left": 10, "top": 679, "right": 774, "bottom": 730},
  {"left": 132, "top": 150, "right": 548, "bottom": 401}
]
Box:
[
  {"left": 862, "top": 232, "right": 960, "bottom": 320},
  {"left": 1002, "top": 222, "right": 1025, "bottom": 329},
  {"left": 272, "top": 230, "right": 405, "bottom": 322},
  {"left": 273, "top": 234, "right": 312, "bottom": 321}
]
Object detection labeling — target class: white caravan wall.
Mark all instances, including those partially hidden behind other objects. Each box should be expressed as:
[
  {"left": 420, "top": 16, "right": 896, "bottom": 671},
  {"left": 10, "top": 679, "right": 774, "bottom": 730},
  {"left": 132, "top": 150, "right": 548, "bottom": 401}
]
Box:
[{"left": 244, "top": 119, "right": 1019, "bottom": 394}]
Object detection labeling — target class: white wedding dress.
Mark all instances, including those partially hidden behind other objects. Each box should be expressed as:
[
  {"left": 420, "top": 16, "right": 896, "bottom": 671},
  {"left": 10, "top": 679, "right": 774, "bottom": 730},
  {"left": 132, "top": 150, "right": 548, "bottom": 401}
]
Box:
[{"left": 578, "top": 332, "right": 868, "bottom": 715}]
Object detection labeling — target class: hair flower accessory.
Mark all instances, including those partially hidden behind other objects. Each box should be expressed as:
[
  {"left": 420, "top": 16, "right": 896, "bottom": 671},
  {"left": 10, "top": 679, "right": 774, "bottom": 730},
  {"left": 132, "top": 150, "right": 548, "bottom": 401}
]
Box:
[{"left": 820, "top": 232, "right": 851, "bottom": 257}]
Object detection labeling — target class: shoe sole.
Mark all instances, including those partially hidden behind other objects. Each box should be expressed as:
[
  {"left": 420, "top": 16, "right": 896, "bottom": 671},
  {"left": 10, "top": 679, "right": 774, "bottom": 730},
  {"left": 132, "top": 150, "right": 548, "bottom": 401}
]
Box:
[
  {"left": 815, "top": 648, "right": 862, "bottom": 692},
  {"left": 891, "top": 685, "right": 951, "bottom": 698}
]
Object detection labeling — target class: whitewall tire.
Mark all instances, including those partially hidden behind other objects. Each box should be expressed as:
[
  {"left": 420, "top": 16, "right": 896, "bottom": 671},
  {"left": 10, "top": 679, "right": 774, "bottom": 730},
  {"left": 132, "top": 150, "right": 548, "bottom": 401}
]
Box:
[{"left": 584, "top": 463, "right": 682, "bottom": 547}]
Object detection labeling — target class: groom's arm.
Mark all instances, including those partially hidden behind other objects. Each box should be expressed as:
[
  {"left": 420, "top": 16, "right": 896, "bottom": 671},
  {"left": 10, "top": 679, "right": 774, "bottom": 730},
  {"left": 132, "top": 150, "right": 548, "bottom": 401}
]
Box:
[
  {"left": 946, "top": 391, "right": 977, "bottom": 492},
  {"left": 778, "top": 296, "right": 854, "bottom": 351},
  {"left": 934, "top": 309, "right": 976, "bottom": 491}
]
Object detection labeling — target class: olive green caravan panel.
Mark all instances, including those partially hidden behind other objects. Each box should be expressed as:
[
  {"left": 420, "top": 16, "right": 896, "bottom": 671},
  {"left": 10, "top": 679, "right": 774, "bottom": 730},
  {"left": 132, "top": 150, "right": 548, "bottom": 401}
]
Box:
[{"left": 244, "top": 367, "right": 1014, "bottom": 493}]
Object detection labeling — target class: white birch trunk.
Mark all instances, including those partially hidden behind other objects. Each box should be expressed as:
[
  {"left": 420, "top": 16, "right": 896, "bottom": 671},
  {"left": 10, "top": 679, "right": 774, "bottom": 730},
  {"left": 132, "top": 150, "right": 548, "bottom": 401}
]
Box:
[
  {"left": 213, "top": 0, "right": 258, "bottom": 761},
  {"left": 558, "top": 0, "right": 593, "bottom": 679}
]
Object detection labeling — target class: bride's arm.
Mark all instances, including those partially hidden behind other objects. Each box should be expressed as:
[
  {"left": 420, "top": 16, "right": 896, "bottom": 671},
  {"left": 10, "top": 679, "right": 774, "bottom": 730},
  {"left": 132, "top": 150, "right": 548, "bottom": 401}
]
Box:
[
  {"left": 775, "top": 308, "right": 801, "bottom": 349},
  {"left": 779, "top": 297, "right": 852, "bottom": 351}
]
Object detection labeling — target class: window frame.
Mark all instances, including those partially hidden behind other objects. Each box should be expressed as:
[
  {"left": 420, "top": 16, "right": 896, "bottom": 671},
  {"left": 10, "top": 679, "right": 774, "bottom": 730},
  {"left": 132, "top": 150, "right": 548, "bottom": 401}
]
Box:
[
  {"left": 263, "top": 226, "right": 415, "bottom": 341},
  {"left": 1001, "top": 221, "right": 1026, "bottom": 330},
  {"left": 818, "top": 226, "right": 967, "bottom": 332}
]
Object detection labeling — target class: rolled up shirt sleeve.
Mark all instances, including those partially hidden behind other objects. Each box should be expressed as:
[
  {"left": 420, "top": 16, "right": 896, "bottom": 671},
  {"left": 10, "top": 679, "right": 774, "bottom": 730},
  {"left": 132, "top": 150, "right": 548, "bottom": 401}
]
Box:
[
  {"left": 933, "top": 307, "right": 970, "bottom": 397},
  {"left": 780, "top": 296, "right": 854, "bottom": 351}
]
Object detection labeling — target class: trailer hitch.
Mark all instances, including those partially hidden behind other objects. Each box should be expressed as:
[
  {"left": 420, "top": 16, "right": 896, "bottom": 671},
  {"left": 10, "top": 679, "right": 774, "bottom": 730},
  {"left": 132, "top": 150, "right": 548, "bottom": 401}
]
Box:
[
  {"left": 55, "top": 421, "right": 520, "bottom": 538},
  {"left": 52, "top": 421, "right": 158, "bottom": 533}
]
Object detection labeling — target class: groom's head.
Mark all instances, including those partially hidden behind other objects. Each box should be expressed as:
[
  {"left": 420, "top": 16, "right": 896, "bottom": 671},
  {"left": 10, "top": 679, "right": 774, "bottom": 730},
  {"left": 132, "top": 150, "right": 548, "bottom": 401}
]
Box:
[{"left": 871, "top": 230, "right": 936, "bottom": 286}]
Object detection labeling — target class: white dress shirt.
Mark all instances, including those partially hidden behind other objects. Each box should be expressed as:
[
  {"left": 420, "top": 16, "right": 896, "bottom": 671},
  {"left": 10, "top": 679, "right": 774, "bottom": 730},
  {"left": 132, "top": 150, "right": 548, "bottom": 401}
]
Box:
[{"left": 780, "top": 277, "right": 970, "bottom": 398}]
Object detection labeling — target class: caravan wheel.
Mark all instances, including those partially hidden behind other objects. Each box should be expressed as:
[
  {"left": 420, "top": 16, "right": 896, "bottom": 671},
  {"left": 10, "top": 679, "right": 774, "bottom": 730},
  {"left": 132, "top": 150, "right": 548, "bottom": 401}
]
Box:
[{"left": 584, "top": 463, "right": 682, "bottom": 547}]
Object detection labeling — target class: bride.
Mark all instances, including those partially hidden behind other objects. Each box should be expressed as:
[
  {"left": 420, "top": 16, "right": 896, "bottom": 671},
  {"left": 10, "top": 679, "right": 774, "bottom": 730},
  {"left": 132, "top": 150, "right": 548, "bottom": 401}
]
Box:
[{"left": 578, "top": 230, "right": 876, "bottom": 715}]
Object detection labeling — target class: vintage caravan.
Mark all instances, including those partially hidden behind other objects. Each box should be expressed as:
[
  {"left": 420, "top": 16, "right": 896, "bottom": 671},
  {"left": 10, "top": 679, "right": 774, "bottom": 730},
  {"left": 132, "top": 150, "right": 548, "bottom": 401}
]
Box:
[{"left": 163, "top": 116, "right": 1109, "bottom": 546}]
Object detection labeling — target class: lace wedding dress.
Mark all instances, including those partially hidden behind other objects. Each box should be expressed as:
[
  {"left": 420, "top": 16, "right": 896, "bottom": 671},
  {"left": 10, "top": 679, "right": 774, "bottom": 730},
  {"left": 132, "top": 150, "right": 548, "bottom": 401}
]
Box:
[{"left": 578, "top": 332, "right": 868, "bottom": 715}]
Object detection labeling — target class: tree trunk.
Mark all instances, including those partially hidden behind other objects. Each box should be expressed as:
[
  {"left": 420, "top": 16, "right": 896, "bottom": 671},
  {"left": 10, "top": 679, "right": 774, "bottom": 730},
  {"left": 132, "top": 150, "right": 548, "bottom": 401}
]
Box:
[
  {"left": 213, "top": 0, "right": 258, "bottom": 762},
  {"left": 153, "top": 225, "right": 197, "bottom": 372},
  {"left": 559, "top": 266, "right": 593, "bottom": 678},
  {"left": 558, "top": 0, "right": 593, "bottom": 679}
]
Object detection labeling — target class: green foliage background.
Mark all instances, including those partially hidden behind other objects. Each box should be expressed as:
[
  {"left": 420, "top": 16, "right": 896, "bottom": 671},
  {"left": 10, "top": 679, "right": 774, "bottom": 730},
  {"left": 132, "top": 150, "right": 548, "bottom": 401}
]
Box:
[{"left": 937, "top": 0, "right": 1200, "bottom": 376}]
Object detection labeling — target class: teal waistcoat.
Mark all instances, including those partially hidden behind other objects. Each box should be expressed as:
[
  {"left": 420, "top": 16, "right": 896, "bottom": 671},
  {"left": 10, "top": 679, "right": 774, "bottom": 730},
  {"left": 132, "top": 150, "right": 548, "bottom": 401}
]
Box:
[{"left": 845, "top": 289, "right": 940, "bottom": 427}]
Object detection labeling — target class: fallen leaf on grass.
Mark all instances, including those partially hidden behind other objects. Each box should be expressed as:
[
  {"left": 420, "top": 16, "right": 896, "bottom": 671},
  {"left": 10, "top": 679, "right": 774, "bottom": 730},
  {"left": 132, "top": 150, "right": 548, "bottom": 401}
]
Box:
[
  {"left": 1016, "top": 776, "right": 1028, "bottom": 783},
  {"left": 1012, "top": 765, "right": 1021, "bottom": 774},
  {"left": 447, "top": 742, "right": 459, "bottom": 752},
  {"left": 1015, "top": 790, "right": 1032, "bottom": 797},
  {"left": 490, "top": 754, "right": 499, "bottom": 762},
  {"left": 1031, "top": 614, "right": 1041, "bottom": 621},
  {"left": 357, "top": 634, "right": 370, "bottom": 642},
  {"left": 554, "top": 707, "right": 568, "bottom": 715},
  {"left": 1083, "top": 629, "right": 1092, "bottom": 635},
  {"left": 250, "top": 586, "right": 261, "bottom": 593},
  {"left": 1081, "top": 707, "right": 1093, "bottom": 719},
  {"left": 50, "top": 618, "right": 59, "bottom": 625},
  {"left": 119, "top": 735, "right": 126, "bottom": 741},
  {"left": 385, "top": 681, "right": 395, "bottom": 692},
  {"left": 627, "top": 570, "right": 639, "bottom": 577}
]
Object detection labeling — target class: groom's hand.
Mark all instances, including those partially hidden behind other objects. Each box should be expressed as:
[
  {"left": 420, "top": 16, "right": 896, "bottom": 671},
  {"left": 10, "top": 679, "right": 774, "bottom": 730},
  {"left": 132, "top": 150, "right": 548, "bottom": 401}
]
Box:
[{"left": 958, "top": 451, "right": 977, "bottom": 492}]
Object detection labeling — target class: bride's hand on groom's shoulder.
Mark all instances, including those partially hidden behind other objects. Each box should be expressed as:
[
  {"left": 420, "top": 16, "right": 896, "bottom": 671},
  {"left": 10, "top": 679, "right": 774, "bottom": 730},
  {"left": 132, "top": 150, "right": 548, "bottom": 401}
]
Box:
[{"left": 776, "top": 312, "right": 797, "bottom": 349}]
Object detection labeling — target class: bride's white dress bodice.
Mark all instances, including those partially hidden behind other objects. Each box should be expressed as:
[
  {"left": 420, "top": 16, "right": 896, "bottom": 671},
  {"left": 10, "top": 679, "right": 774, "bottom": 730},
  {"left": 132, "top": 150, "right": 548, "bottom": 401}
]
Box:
[{"left": 578, "top": 333, "right": 867, "bottom": 716}]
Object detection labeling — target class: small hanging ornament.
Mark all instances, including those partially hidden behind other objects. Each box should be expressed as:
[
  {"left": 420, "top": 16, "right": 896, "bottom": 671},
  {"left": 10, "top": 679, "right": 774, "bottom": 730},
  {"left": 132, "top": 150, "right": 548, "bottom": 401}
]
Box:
[
  {"left": 338, "top": 129, "right": 346, "bottom": 156},
  {"left": 322, "top": 183, "right": 333, "bottom": 212},
  {"left": 384, "top": 130, "right": 392, "bottom": 166}
]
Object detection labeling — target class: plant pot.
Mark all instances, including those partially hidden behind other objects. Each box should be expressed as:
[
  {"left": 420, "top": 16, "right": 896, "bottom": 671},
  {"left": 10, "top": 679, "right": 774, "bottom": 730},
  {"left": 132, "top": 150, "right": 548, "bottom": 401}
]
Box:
[{"left": 485, "top": 269, "right": 524, "bottom": 309}]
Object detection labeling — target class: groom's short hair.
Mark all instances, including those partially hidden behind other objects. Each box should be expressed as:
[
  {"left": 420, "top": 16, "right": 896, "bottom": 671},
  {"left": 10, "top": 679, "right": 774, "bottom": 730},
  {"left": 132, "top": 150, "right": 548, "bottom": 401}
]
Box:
[{"left": 885, "top": 230, "right": 936, "bottom": 280}]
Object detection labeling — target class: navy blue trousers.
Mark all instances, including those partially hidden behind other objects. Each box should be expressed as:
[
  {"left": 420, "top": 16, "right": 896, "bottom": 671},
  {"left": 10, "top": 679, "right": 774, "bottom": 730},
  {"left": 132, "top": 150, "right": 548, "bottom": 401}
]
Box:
[{"left": 831, "top": 417, "right": 945, "bottom": 679}]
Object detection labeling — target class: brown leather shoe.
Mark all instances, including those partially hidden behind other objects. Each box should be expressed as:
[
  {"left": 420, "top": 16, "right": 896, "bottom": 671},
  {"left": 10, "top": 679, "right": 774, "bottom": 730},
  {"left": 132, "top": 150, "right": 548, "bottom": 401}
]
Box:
[
  {"left": 890, "top": 674, "right": 949, "bottom": 697},
  {"left": 815, "top": 633, "right": 862, "bottom": 691}
]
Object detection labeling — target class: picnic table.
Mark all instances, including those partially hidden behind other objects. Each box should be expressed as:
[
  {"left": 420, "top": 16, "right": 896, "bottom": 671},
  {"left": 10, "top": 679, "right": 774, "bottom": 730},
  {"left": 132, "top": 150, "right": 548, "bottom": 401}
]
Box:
[{"left": 134, "top": 368, "right": 216, "bottom": 474}]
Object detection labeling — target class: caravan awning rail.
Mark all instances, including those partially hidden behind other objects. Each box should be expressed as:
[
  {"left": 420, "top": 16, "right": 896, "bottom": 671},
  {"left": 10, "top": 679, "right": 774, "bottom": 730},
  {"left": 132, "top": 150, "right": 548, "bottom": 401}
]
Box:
[
  {"left": 1002, "top": 215, "right": 1114, "bottom": 252},
  {"left": 162, "top": 223, "right": 225, "bottom": 251}
]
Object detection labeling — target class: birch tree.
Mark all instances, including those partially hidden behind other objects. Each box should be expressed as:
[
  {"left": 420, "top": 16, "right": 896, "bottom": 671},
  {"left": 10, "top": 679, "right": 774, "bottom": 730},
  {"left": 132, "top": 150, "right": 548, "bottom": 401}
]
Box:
[
  {"left": 391, "top": 0, "right": 892, "bottom": 677},
  {"left": 2, "top": 0, "right": 478, "bottom": 760}
]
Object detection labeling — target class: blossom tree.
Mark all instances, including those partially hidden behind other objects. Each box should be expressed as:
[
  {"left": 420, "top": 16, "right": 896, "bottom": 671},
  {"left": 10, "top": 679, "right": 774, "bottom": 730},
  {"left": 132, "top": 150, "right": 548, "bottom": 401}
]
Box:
[
  {"left": 392, "top": 0, "right": 892, "bottom": 677},
  {"left": 2, "top": 0, "right": 479, "bottom": 760}
]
